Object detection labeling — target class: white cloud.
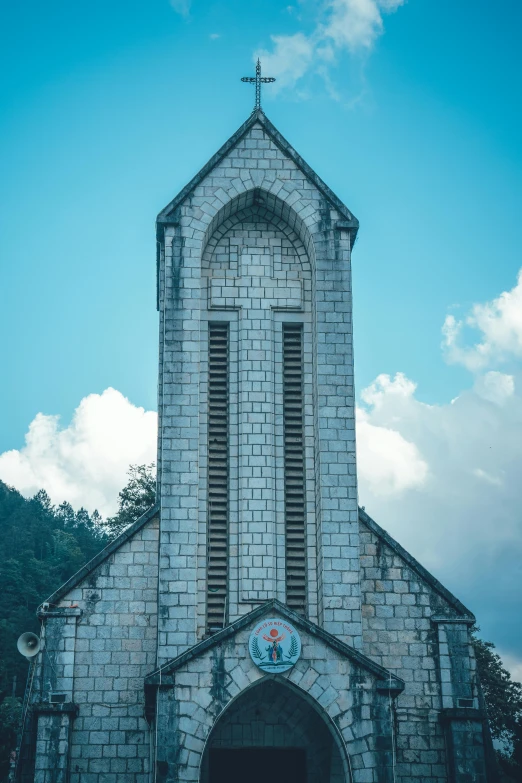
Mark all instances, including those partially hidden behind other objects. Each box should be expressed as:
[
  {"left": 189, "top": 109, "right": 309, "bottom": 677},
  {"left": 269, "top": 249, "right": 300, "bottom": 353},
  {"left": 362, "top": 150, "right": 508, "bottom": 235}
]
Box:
[
  {"left": 255, "top": 0, "right": 405, "bottom": 92},
  {"left": 169, "top": 0, "right": 191, "bottom": 18},
  {"left": 209, "top": 33, "right": 221, "bottom": 40},
  {"left": 0, "top": 388, "right": 157, "bottom": 517},
  {"left": 256, "top": 33, "right": 315, "bottom": 91},
  {"left": 360, "top": 370, "right": 417, "bottom": 408},
  {"left": 323, "top": 0, "right": 386, "bottom": 52},
  {"left": 356, "top": 367, "right": 522, "bottom": 579},
  {"left": 356, "top": 373, "right": 429, "bottom": 496},
  {"left": 357, "top": 408, "right": 428, "bottom": 496},
  {"left": 356, "top": 271, "right": 522, "bottom": 656},
  {"left": 499, "top": 652, "right": 522, "bottom": 684},
  {"left": 474, "top": 371, "right": 515, "bottom": 405},
  {"left": 443, "top": 269, "right": 522, "bottom": 371}
]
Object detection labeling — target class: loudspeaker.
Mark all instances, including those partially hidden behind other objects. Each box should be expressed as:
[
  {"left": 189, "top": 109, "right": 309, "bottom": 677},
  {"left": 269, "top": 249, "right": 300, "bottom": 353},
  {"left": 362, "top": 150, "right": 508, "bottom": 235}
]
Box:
[{"left": 17, "top": 632, "right": 41, "bottom": 659}]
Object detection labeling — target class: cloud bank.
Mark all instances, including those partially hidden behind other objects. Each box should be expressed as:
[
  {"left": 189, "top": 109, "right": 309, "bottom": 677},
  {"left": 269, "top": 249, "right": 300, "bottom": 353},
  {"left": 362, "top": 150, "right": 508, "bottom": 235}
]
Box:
[
  {"left": 357, "top": 369, "right": 520, "bottom": 569},
  {"left": 358, "top": 273, "right": 522, "bottom": 571},
  {"left": 357, "top": 272, "right": 522, "bottom": 668},
  {"left": 0, "top": 388, "right": 157, "bottom": 517},
  {"left": 256, "top": 0, "right": 406, "bottom": 92}
]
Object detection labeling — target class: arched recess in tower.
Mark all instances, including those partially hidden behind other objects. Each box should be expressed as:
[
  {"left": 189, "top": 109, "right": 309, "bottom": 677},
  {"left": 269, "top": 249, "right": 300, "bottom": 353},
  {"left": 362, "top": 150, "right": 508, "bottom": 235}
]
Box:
[
  {"left": 199, "top": 678, "right": 350, "bottom": 783},
  {"left": 199, "top": 187, "right": 319, "bottom": 630},
  {"left": 201, "top": 187, "right": 316, "bottom": 271}
]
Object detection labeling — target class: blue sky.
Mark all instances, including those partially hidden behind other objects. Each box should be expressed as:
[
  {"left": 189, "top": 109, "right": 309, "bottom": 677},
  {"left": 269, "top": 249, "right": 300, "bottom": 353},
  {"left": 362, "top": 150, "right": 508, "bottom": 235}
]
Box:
[{"left": 1, "top": 1, "right": 522, "bottom": 666}]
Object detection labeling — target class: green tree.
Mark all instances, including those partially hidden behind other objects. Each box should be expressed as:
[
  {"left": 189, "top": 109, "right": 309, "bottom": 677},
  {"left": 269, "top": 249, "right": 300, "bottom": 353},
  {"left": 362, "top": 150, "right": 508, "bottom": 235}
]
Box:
[
  {"left": 105, "top": 464, "right": 156, "bottom": 538},
  {"left": 472, "top": 626, "right": 522, "bottom": 780},
  {"left": 0, "top": 696, "right": 21, "bottom": 777}
]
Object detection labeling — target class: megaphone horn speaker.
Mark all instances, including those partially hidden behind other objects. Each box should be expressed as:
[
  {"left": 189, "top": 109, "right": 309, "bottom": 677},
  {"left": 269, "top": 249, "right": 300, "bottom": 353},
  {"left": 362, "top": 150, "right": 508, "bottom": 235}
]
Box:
[{"left": 17, "top": 632, "right": 41, "bottom": 658}]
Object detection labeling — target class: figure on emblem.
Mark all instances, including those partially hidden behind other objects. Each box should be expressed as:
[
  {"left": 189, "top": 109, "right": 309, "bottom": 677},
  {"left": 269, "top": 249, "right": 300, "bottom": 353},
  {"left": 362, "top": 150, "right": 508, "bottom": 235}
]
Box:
[{"left": 263, "top": 628, "right": 285, "bottom": 663}]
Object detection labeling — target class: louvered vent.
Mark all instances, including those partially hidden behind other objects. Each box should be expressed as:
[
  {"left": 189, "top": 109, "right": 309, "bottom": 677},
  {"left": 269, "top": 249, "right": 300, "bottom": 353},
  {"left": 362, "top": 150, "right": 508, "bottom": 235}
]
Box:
[
  {"left": 283, "top": 323, "right": 306, "bottom": 614},
  {"left": 206, "top": 323, "right": 229, "bottom": 633}
]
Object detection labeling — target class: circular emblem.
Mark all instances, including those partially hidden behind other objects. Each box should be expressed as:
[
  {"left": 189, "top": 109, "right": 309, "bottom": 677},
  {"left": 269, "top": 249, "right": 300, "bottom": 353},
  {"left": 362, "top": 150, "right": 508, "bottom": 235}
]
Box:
[{"left": 249, "top": 618, "right": 301, "bottom": 673}]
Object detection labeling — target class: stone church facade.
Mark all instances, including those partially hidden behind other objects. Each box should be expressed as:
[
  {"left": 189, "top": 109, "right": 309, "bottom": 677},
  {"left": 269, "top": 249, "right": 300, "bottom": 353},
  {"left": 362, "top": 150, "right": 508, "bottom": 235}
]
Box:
[{"left": 20, "top": 110, "right": 497, "bottom": 783}]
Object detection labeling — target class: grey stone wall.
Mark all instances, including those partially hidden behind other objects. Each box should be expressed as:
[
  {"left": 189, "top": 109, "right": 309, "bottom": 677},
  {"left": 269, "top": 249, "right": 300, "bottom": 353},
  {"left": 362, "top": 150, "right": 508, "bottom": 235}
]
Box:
[
  {"left": 442, "top": 712, "right": 488, "bottom": 783},
  {"left": 33, "top": 514, "right": 159, "bottom": 783},
  {"left": 437, "top": 621, "right": 476, "bottom": 708},
  {"left": 27, "top": 507, "right": 491, "bottom": 783},
  {"left": 33, "top": 710, "right": 74, "bottom": 783},
  {"left": 26, "top": 610, "right": 81, "bottom": 782}
]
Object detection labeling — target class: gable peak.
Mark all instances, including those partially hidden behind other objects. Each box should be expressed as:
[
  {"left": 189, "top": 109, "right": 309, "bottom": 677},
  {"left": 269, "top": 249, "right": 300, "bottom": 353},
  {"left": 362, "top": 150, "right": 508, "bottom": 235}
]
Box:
[{"left": 156, "top": 110, "right": 358, "bottom": 236}]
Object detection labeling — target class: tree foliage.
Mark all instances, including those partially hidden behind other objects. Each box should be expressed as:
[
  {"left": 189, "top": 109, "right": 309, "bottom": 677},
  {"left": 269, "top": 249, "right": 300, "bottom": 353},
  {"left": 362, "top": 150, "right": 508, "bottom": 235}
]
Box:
[
  {"left": 0, "top": 697, "right": 21, "bottom": 778},
  {"left": 104, "top": 463, "right": 156, "bottom": 537},
  {"left": 472, "top": 626, "right": 522, "bottom": 780}
]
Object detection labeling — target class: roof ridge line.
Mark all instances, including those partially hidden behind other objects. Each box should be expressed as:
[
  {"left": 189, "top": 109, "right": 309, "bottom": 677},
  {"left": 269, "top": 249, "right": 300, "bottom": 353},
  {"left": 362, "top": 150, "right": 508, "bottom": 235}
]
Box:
[
  {"left": 156, "top": 112, "right": 358, "bottom": 230},
  {"left": 45, "top": 503, "right": 160, "bottom": 606},
  {"left": 358, "top": 507, "right": 475, "bottom": 619}
]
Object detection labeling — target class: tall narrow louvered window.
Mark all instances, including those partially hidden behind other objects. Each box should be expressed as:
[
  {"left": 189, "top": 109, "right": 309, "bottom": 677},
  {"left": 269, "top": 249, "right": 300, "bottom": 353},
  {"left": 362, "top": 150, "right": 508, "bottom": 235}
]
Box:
[
  {"left": 283, "top": 323, "right": 306, "bottom": 614},
  {"left": 206, "top": 323, "right": 229, "bottom": 633}
]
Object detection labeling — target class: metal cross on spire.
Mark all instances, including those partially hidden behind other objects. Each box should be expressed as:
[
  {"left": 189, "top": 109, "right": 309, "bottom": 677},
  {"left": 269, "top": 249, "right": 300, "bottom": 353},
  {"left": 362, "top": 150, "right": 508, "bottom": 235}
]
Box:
[{"left": 241, "top": 59, "right": 276, "bottom": 112}]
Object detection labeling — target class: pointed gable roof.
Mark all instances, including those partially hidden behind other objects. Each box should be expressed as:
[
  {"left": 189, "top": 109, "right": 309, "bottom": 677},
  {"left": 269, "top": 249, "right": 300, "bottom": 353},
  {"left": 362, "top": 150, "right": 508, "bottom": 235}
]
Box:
[
  {"left": 156, "top": 109, "right": 359, "bottom": 235},
  {"left": 145, "top": 599, "right": 404, "bottom": 693},
  {"left": 359, "top": 507, "right": 475, "bottom": 620}
]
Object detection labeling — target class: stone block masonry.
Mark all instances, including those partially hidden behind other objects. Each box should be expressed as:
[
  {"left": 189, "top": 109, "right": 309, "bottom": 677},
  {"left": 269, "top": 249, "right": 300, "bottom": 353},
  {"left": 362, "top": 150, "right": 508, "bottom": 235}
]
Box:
[{"left": 149, "top": 603, "right": 402, "bottom": 783}]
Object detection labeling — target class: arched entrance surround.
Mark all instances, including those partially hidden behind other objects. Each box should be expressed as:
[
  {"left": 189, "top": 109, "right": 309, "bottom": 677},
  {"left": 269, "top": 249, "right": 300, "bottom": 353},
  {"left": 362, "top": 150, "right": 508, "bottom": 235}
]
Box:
[{"left": 199, "top": 677, "right": 351, "bottom": 783}]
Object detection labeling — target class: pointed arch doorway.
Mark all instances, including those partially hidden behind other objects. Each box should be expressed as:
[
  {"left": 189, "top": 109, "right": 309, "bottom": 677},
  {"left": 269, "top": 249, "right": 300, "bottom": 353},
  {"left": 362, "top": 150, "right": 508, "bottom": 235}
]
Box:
[{"left": 200, "top": 679, "right": 348, "bottom": 783}]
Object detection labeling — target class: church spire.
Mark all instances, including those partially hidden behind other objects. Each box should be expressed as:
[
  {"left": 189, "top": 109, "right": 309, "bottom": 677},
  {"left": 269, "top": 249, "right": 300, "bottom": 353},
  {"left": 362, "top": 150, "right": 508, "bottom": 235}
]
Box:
[{"left": 241, "top": 58, "right": 276, "bottom": 112}]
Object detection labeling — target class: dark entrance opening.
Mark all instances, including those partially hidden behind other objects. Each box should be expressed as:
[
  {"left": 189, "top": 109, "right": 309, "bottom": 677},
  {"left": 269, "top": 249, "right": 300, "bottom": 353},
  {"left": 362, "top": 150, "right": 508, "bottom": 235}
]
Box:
[
  {"left": 209, "top": 748, "right": 306, "bottom": 783},
  {"left": 200, "top": 680, "right": 346, "bottom": 783}
]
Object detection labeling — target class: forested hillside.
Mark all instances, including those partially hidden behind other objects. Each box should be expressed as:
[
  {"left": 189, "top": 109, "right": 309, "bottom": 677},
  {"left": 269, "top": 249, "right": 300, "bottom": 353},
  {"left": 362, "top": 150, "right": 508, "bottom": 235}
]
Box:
[{"left": 0, "top": 482, "right": 108, "bottom": 695}]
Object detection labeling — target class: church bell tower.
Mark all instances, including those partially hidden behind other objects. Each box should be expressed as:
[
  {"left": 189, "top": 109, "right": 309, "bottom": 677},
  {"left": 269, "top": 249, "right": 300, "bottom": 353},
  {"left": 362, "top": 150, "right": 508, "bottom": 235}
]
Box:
[{"left": 155, "top": 106, "right": 361, "bottom": 663}]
